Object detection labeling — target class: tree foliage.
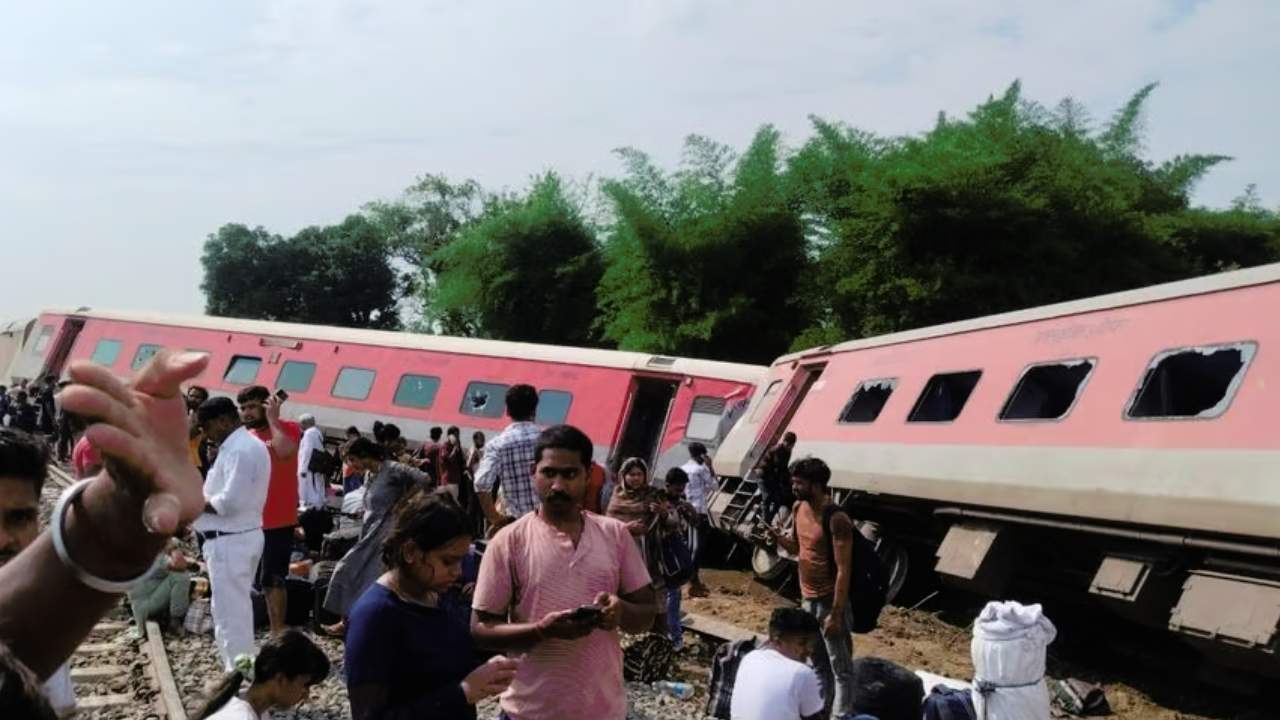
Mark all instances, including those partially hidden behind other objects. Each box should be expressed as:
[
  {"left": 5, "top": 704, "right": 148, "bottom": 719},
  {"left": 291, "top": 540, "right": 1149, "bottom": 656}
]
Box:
[
  {"left": 203, "top": 81, "right": 1280, "bottom": 363},
  {"left": 430, "top": 173, "right": 604, "bottom": 345},
  {"left": 200, "top": 216, "right": 405, "bottom": 329},
  {"left": 595, "top": 127, "right": 810, "bottom": 364}
]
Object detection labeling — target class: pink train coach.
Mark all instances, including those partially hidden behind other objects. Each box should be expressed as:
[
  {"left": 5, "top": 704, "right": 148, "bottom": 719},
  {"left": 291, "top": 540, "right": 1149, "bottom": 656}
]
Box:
[
  {"left": 8, "top": 309, "right": 763, "bottom": 478},
  {"left": 712, "top": 263, "right": 1280, "bottom": 678}
]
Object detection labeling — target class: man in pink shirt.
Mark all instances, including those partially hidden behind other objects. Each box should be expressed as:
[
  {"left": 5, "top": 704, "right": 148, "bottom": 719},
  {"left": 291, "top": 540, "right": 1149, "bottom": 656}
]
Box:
[{"left": 472, "top": 424, "right": 655, "bottom": 720}]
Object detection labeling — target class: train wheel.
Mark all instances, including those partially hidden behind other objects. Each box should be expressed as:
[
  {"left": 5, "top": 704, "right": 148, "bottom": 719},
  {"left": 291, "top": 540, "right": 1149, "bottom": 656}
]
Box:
[
  {"left": 752, "top": 545, "right": 791, "bottom": 582},
  {"left": 878, "top": 539, "right": 911, "bottom": 605}
]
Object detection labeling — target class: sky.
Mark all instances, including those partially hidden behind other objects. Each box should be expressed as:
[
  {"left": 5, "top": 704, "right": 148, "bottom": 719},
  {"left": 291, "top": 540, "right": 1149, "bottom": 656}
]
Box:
[{"left": 2, "top": 0, "right": 1277, "bottom": 321}]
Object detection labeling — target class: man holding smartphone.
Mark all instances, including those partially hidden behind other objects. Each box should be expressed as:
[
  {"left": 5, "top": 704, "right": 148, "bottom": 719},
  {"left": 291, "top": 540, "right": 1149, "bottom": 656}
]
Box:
[
  {"left": 236, "top": 385, "right": 301, "bottom": 637},
  {"left": 471, "top": 424, "right": 655, "bottom": 720}
]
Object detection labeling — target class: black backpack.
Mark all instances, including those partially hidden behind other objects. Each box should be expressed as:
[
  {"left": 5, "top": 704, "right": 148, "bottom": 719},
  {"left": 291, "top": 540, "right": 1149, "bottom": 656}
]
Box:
[{"left": 821, "top": 504, "right": 889, "bottom": 633}]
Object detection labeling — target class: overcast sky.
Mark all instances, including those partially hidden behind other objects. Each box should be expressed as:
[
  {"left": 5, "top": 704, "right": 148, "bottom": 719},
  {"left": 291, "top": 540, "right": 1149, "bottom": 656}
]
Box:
[{"left": 2, "top": 0, "right": 1277, "bottom": 322}]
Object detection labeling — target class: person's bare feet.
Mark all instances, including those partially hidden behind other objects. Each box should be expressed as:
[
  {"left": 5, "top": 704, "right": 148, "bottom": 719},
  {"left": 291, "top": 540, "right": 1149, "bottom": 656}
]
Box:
[{"left": 320, "top": 620, "right": 346, "bottom": 638}]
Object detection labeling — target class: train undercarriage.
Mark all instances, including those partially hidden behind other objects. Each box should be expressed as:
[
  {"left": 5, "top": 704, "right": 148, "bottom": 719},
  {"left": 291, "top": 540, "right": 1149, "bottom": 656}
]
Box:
[{"left": 706, "top": 473, "right": 1280, "bottom": 687}]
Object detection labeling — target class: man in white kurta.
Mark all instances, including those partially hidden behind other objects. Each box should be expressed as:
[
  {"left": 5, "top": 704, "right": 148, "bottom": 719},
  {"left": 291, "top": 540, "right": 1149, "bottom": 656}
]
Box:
[
  {"left": 296, "top": 413, "right": 328, "bottom": 510},
  {"left": 193, "top": 397, "right": 270, "bottom": 671}
]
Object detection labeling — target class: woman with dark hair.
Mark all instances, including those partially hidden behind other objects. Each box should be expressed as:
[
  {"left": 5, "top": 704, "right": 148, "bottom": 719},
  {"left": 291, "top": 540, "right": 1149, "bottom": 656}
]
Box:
[
  {"left": 345, "top": 488, "right": 517, "bottom": 719},
  {"left": 606, "top": 457, "right": 677, "bottom": 634},
  {"left": 322, "top": 437, "right": 431, "bottom": 637},
  {"left": 194, "top": 630, "right": 330, "bottom": 719}
]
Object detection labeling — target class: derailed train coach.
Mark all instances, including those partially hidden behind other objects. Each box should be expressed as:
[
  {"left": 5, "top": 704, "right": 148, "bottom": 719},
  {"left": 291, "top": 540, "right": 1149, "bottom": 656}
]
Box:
[
  {"left": 710, "top": 263, "right": 1280, "bottom": 678},
  {"left": 12, "top": 308, "right": 763, "bottom": 478}
]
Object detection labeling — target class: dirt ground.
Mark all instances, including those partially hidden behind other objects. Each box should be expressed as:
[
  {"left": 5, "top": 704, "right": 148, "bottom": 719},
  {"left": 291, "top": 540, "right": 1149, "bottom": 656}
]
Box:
[{"left": 684, "top": 569, "right": 1264, "bottom": 720}]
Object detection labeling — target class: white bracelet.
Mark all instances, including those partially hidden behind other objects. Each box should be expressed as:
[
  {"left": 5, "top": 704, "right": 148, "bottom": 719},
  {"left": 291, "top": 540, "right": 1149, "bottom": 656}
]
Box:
[{"left": 50, "top": 478, "right": 162, "bottom": 594}]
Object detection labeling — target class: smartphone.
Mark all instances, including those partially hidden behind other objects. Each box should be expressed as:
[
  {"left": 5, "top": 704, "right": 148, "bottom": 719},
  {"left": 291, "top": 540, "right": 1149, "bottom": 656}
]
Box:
[
  {"left": 275, "top": 389, "right": 289, "bottom": 402},
  {"left": 569, "top": 604, "right": 603, "bottom": 622}
]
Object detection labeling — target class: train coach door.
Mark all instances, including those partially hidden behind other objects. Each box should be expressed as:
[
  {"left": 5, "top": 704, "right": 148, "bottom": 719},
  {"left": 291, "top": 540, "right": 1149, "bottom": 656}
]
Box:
[
  {"left": 743, "top": 362, "right": 826, "bottom": 476},
  {"left": 612, "top": 377, "right": 679, "bottom": 471},
  {"left": 42, "top": 318, "right": 85, "bottom": 379}
]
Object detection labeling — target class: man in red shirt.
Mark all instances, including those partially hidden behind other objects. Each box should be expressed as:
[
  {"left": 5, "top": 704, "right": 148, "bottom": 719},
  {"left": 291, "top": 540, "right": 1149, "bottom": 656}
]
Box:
[{"left": 236, "top": 385, "right": 301, "bottom": 636}]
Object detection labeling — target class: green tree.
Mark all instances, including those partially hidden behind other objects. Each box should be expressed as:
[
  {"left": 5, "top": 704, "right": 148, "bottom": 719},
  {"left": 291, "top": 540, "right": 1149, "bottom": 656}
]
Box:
[
  {"left": 430, "top": 173, "right": 604, "bottom": 344},
  {"left": 788, "top": 82, "right": 1280, "bottom": 345},
  {"left": 597, "top": 127, "right": 810, "bottom": 364},
  {"left": 200, "top": 215, "right": 405, "bottom": 329}
]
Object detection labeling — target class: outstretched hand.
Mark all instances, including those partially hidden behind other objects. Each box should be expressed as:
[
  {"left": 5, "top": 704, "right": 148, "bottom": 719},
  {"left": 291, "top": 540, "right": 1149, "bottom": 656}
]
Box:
[{"left": 60, "top": 350, "right": 210, "bottom": 536}]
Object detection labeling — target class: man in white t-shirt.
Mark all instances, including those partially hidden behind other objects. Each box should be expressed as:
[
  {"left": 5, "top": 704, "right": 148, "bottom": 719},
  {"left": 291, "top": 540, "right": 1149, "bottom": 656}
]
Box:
[{"left": 731, "top": 607, "right": 825, "bottom": 720}]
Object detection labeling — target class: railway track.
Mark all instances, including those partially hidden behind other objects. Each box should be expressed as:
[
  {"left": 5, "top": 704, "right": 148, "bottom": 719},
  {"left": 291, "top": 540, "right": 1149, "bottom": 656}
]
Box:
[{"left": 44, "top": 464, "right": 187, "bottom": 720}]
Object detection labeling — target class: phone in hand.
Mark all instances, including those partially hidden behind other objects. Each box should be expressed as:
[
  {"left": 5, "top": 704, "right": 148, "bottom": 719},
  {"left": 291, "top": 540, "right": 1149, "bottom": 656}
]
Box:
[
  {"left": 275, "top": 389, "right": 289, "bottom": 402},
  {"left": 569, "top": 604, "right": 603, "bottom": 623}
]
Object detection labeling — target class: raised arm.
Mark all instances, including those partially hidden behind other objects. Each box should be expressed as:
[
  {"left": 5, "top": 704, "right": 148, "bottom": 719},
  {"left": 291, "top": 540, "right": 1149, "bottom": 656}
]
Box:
[
  {"left": 264, "top": 397, "right": 298, "bottom": 459},
  {"left": 0, "top": 352, "right": 208, "bottom": 678}
]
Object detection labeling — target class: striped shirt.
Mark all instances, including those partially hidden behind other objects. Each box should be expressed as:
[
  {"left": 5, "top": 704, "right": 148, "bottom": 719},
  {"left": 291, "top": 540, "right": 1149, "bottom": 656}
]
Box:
[
  {"left": 473, "top": 421, "right": 541, "bottom": 518},
  {"left": 473, "top": 511, "right": 652, "bottom": 720}
]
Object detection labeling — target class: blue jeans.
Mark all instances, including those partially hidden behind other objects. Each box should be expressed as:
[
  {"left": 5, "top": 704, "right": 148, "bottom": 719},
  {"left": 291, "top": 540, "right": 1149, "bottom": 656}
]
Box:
[
  {"left": 666, "top": 585, "right": 684, "bottom": 648},
  {"left": 802, "top": 596, "right": 855, "bottom": 719}
]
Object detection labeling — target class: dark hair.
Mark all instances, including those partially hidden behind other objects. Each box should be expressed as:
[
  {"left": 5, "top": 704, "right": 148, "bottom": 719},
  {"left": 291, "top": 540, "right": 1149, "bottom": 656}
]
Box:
[
  {"left": 687, "top": 442, "right": 707, "bottom": 459},
  {"left": 783, "top": 431, "right": 797, "bottom": 444},
  {"left": 472, "top": 431, "right": 485, "bottom": 445},
  {"left": 196, "top": 397, "right": 239, "bottom": 425},
  {"left": 506, "top": 384, "right": 538, "bottom": 421},
  {"left": 850, "top": 657, "right": 925, "bottom": 720},
  {"left": 790, "top": 457, "right": 830, "bottom": 487},
  {"left": 0, "top": 640, "right": 57, "bottom": 719},
  {"left": 381, "top": 487, "right": 471, "bottom": 569},
  {"left": 195, "top": 630, "right": 330, "bottom": 720},
  {"left": 664, "top": 467, "right": 689, "bottom": 486},
  {"left": 447, "top": 426, "right": 460, "bottom": 438},
  {"left": 372, "top": 420, "right": 385, "bottom": 442},
  {"left": 0, "top": 428, "right": 49, "bottom": 497},
  {"left": 236, "top": 385, "right": 270, "bottom": 404},
  {"left": 345, "top": 426, "right": 360, "bottom": 437},
  {"left": 535, "top": 425, "right": 591, "bottom": 467},
  {"left": 768, "top": 606, "right": 820, "bottom": 641},
  {"left": 186, "top": 385, "right": 209, "bottom": 400},
  {"left": 429, "top": 426, "right": 443, "bottom": 441},
  {"left": 346, "top": 437, "right": 385, "bottom": 461},
  {"left": 381, "top": 423, "right": 402, "bottom": 442}
]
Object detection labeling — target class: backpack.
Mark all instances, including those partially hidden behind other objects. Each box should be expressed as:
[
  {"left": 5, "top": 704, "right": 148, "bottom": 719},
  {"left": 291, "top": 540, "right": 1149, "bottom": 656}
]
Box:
[
  {"left": 306, "top": 447, "right": 340, "bottom": 475},
  {"left": 658, "top": 526, "right": 695, "bottom": 587},
  {"left": 820, "top": 504, "right": 889, "bottom": 634},
  {"left": 923, "top": 685, "right": 977, "bottom": 720}
]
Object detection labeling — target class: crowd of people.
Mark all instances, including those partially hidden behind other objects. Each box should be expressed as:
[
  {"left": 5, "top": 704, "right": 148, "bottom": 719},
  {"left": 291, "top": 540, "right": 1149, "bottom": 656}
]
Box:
[{"left": 0, "top": 350, "right": 922, "bottom": 720}]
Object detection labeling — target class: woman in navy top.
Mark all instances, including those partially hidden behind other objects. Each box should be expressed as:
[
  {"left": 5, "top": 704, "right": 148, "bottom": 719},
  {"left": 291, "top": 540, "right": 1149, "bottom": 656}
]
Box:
[{"left": 345, "top": 488, "right": 517, "bottom": 719}]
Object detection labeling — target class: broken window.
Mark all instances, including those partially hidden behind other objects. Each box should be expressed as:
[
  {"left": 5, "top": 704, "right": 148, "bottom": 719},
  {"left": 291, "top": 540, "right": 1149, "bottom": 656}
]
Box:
[
  {"left": 461, "top": 381, "right": 509, "bottom": 418},
  {"left": 1126, "top": 342, "right": 1255, "bottom": 420},
  {"left": 999, "top": 359, "right": 1095, "bottom": 421},
  {"left": 907, "top": 370, "right": 982, "bottom": 422},
  {"left": 838, "top": 378, "right": 897, "bottom": 423}
]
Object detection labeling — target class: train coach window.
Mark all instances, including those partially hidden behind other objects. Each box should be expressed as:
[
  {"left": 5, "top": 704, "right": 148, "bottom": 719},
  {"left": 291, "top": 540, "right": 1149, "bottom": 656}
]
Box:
[
  {"left": 1126, "top": 342, "right": 1256, "bottom": 420},
  {"left": 332, "top": 367, "right": 376, "bottom": 401},
  {"left": 32, "top": 325, "right": 54, "bottom": 354},
  {"left": 130, "top": 344, "right": 163, "bottom": 371},
  {"left": 749, "top": 381, "right": 784, "bottom": 423},
  {"left": 393, "top": 374, "right": 442, "bottom": 409},
  {"left": 686, "top": 396, "right": 727, "bottom": 440},
  {"left": 89, "top": 339, "right": 123, "bottom": 366},
  {"left": 461, "top": 381, "right": 509, "bottom": 418},
  {"left": 838, "top": 378, "right": 897, "bottom": 423},
  {"left": 223, "top": 355, "right": 262, "bottom": 385},
  {"left": 537, "top": 390, "right": 574, "bottom": 425},
  {"left": 907, "top": 370, "right": 982, "bottom": 422},
  {"left": 999, "top": 359, "right": 1095, "bottom": 421},
  {"left": 276, "top": 361, "right": 317, "bottom": 393}
]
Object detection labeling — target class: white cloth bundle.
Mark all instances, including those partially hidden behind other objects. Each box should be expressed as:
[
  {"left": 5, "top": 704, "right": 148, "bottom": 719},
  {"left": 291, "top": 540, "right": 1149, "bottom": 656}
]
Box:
[{"left": 970, "top": 600, "right": 1056, "bottom": 720}]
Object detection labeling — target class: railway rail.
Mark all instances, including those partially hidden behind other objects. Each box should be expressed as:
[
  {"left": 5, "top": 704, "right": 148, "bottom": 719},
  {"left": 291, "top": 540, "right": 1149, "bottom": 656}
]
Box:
[{"left": 44, "top": 464, "right": 188, "bottom": 720}]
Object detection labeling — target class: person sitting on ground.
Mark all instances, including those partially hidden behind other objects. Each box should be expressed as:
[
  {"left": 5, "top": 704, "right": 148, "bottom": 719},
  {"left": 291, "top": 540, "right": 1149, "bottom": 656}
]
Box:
[
  {"left": 126, "top": 541, "right": 196, "bottom": 641},
  {"left": 0, "top": 428, "right": 76, "bottom": 717},
  {"left": 194, "top": 629, "right": 331, "bottom": 720},
  {"left": 730, "top": 607, "right": 824, "bottom": 720},
  {"left": 471, "top": 424, "right": 655, "bottom": 720},
  {"left": 322, "top": 438, "right": 432, "bottom": 637},
  {"left": 345, "top": 488, "right": 517, "bottom": 719},
  {"left": 660, "top": 467, "right": 697, "bottom": 650},
  {"left": 606, "top": 457, "right": 677, "bottom": 635}
]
